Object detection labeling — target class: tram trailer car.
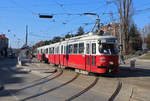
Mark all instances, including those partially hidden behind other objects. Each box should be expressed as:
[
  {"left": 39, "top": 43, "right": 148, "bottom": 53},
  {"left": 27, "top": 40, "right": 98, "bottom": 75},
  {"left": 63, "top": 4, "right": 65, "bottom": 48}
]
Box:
[
  {"left": 37, "top": 32, "right": 119, "bottom": 74},
  {"left": 37, "top": 45, "right": 49, "bottom": 63}
]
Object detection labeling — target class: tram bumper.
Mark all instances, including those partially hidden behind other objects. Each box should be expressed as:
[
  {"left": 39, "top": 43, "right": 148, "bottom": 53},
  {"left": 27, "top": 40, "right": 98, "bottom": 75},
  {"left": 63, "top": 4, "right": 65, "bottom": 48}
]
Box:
[
  {"left": 107, "top": 65, "right": 120, "bottom": 73},
  {"left": 97, "top": 65, "right": 119, "bottom": 73}
]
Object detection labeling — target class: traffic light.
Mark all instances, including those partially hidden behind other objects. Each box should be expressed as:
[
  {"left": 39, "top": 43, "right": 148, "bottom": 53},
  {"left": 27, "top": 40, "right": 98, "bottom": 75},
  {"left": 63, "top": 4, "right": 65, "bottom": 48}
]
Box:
[{"left": 39, "top": 14, "right": 53, "bottom": 18}]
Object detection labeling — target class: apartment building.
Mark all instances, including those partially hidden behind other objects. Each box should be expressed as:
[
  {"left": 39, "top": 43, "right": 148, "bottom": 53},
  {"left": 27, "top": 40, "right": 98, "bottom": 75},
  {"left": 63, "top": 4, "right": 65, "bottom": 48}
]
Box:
[{"left": 0, "top": 34, "right": 9, "bottom": 57}]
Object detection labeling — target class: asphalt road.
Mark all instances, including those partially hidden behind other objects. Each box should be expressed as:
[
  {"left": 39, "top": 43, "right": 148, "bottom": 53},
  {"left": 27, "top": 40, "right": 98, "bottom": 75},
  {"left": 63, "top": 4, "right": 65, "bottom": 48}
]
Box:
[
  {"left": 0, "top": 58, "right": 108, "bottom": 101},
  {"left": 0, "top": 58, "right": 150, "bottom": 101}
]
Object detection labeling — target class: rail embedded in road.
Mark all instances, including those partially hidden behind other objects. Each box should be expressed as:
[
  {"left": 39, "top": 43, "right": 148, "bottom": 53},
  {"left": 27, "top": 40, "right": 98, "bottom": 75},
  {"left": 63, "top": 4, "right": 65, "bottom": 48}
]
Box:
[
  {"left": 20, "top": 73, "right": 79, "bottom": 101},
  {"left": 65, "top": 77, "right": 99, "bottom": 101},
  {"left": 108, "top": 80, "right": 122, "bottom": 101}
]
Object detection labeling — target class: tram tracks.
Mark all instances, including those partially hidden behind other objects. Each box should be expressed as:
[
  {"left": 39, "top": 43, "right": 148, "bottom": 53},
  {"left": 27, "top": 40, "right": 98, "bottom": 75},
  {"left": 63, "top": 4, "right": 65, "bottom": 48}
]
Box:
[
  {"left": 108, "top": 79, "right": 122, "bottom": 101},
  {"left": 6, "top": 67, "right": 63, "bottom": 101},
  {"left": 20, "top": 65, "right": 122, "bottom": 101},
  {"left": 64, "top": 75, "right": 122, "bottom": 101},
  {"left": 17, "top": 69, "right": 63, "bottom": 92},
  {"left": 7, "top": 62, "right": 123, "bottom": 101},
  {"left": 65, "top": 77, "right": 99, "bottom": 101},
  {"left": 20, "top": 73, "right": 80, "bottom": 101},
  {"left": 6, "top": 64, "right": 63, "bottom": 92}
]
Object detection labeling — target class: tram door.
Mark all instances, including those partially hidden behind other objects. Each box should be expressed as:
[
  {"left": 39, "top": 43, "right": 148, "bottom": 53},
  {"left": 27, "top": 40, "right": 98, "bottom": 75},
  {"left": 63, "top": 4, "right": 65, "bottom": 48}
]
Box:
[
  {"left": 90, "top": 43, "right": 97, "bottom": 72},
  {"left": 60, "top": 45, "right": 64, "bottom": 66},
  {"left": 85, "top": 43, "right": 91, "bottom": 72}
]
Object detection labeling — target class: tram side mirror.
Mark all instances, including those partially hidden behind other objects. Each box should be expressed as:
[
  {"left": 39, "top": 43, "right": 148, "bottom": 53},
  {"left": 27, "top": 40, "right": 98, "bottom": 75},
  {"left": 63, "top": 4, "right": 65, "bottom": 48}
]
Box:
[{"left": 98, "top": 40, "right": 101, "bottom": 45}]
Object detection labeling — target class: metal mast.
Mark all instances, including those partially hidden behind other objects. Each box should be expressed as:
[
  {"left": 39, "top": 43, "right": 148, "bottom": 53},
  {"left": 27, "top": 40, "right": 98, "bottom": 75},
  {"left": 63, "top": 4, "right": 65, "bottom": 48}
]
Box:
[{"left": 25, "top": 25, "right": 28, "bottom": 46}]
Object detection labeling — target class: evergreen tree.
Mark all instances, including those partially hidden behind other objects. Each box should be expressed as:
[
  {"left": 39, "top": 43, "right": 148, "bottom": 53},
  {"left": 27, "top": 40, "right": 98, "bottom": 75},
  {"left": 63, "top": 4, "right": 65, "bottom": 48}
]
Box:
[
  {"left": 52, "top": 36, "right": 62, "bottom": 43},
  {"left": 145, "top": 33, "right": 150, "bottom": 49},
  {"left": 65, "top": 33, "right": 72, "bottom": 38},
  {"left": 76, "top": 26, "right": 84, "bottom": 36},
  {"left": 129, "top": 24, "right": 142, "bottom": 52}
]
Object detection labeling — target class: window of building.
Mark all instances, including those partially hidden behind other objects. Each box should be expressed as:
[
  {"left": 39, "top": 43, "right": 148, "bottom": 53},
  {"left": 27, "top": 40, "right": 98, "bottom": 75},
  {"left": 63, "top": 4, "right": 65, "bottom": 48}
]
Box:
[
  {"left": 73, "top": 44, "right": 78, "bottom": 54},
  {"left": 79, "top": 43, "right": 84, "bottom": 54},
  {"left": 92, "top": 43, "right": 96, "bottom": 54},
  {"left": 86, "top": 43, "right": 90, "bottom": 54}
]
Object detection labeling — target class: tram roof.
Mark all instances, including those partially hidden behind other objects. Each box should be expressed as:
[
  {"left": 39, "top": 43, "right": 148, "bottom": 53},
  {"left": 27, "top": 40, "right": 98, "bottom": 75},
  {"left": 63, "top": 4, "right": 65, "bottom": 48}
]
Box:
[
  {"left": 37, "top": 32, "right": 117, "bottom": 49},
  {"left": 65, "top": 32, "right": 117, "bottom": 41}
]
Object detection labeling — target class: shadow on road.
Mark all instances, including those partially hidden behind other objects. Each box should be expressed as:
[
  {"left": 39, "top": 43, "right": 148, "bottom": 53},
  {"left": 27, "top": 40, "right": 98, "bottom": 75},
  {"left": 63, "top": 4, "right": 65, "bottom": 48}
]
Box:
[
  {"left": 106, "top": 66, "right": 150, "bottom": 78},
  {"left": 0, "top": 58, "right": 28, "bottom": 97}
]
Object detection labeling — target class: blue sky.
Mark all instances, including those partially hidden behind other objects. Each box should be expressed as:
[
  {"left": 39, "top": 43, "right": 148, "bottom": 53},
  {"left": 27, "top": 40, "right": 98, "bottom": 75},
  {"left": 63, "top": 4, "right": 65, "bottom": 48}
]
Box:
[{"left": 0, "top": 0, "right": 150, "bottom": 48}]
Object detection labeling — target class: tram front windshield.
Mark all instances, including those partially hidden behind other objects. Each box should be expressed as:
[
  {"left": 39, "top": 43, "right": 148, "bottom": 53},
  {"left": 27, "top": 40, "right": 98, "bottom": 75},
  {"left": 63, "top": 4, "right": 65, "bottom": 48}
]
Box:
[{"left": 99, "top": 43, "right": 118, "bottom": 55}]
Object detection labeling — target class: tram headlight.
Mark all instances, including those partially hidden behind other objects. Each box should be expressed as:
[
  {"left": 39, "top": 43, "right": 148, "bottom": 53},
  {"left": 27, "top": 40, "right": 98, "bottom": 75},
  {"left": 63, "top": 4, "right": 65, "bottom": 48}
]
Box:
[
  {"left": 109, "top": 61, "right": 114, "bottom": 65},
  {"left": 100, "top": 57, "right": 105, "bottom": 60},
  {"left": 100, "top": 57, "right": 105, "bottom": 62}
]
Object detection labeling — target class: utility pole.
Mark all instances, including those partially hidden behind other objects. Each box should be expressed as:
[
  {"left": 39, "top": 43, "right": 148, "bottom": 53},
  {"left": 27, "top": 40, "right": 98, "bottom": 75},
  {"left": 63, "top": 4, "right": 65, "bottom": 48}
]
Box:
[
  {"left": 119, "top": 23, "right": 123, "bottom": 64},
  {"left": 26, "top": 25, "right": 28, "bottom": 46}
]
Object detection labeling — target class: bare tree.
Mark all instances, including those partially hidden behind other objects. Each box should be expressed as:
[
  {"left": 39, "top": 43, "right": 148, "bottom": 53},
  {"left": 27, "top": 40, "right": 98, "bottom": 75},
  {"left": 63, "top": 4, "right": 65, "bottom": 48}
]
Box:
[{"left": 111, "top": 0, "right": 133, "bottom": 54}]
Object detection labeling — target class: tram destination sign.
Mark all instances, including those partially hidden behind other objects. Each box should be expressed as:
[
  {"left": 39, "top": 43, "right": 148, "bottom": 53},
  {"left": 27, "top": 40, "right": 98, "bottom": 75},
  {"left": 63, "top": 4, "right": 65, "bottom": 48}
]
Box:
[{"left": 101, "top": 39, "right": 116, "bottom": 43}]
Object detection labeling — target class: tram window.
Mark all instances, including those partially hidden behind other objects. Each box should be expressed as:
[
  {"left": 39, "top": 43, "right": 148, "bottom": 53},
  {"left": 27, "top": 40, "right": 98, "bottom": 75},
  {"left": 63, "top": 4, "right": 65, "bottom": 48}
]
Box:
[
  {"left": 66, "top": 45, "right": 69, "bottom": 54},
  {"left": 61, "top": 45, "right": 63, "bottom": 54},
  {"left": 54, "top": 47, "right": 56, "bottom": 54},
  {"left": 37, "top": 50, "right": 38, "bottom": 54},
  {"left": 86, "top": 44, "right": 90, "bottom": 54},
  {"left": 50, "top": 48, "right": 52, "bottom": 54},
  {"left": 50, "top": 48, "right": 51, "bottom": 54},
  {"left": 79, "top": 43, "right": 84, "bottom": 54},
  {"left": 46, "top": 48, "right": 48, "bottom": 54},
  {"left": 69, "top": 44, "right": 73, "bottom": 54},
  {"left": 64, "top": 46, "right": 66, "bottom": 54},
  {"left": 49, "top": 48, "right": 50, "bottom": 54},
  {"left": 57, "top": 47, "right": 59, "bottom": 54},
  {"left": 52, "top": 47, "right": 54, "bottom": 54},
  {"left": 56, "top": 47, "right": 57, "bottom": 54},
  {"left": 55, "top": 48, "right": 56, "bottom": 54},
  {"left": 56, "top": 47, "right": 58, "bottom": 54},
  {"left": 55, "top": 47, "right": 56, "bottom": 54},
  {"left": 92, "top": 43, "right": 96, "bottom": 54},
  {"left": 41, "top": 49, "right": 43, "bottom": 54},
  {"left": 73, "top": 44, "right": 78, "bottom": 54}
]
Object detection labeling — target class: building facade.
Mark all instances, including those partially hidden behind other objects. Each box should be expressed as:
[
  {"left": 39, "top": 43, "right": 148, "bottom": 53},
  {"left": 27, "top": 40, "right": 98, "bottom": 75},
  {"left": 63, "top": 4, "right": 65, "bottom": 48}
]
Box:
[
  {"left": 101, "top": 23, "right": 120, "bottom": 38},
  {"left": 0, "top": 34, "right": 9, "bottom": 57}
]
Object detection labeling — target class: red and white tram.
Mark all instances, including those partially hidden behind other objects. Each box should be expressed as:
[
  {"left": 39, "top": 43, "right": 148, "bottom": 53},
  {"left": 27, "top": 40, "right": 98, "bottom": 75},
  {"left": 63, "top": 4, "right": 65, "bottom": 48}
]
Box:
[{"left": 37, "top": 32, "right": 119, "bottom": 74}]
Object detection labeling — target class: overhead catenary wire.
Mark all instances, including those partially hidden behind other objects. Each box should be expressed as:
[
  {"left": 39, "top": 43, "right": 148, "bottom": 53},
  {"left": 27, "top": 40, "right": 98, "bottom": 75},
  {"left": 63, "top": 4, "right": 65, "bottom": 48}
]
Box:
[
  {"left": 30, "top": 33, "right": 52, "bottom": 38},
  {"left": 8, "top": 0, "right": 39, "bottom": 15}
]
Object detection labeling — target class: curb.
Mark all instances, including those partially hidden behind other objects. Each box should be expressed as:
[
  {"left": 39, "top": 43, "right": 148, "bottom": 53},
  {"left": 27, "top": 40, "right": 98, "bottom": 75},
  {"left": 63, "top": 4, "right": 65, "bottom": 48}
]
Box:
[{"left": 136, "top": 59, "right": 150, "bottom": 62}]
